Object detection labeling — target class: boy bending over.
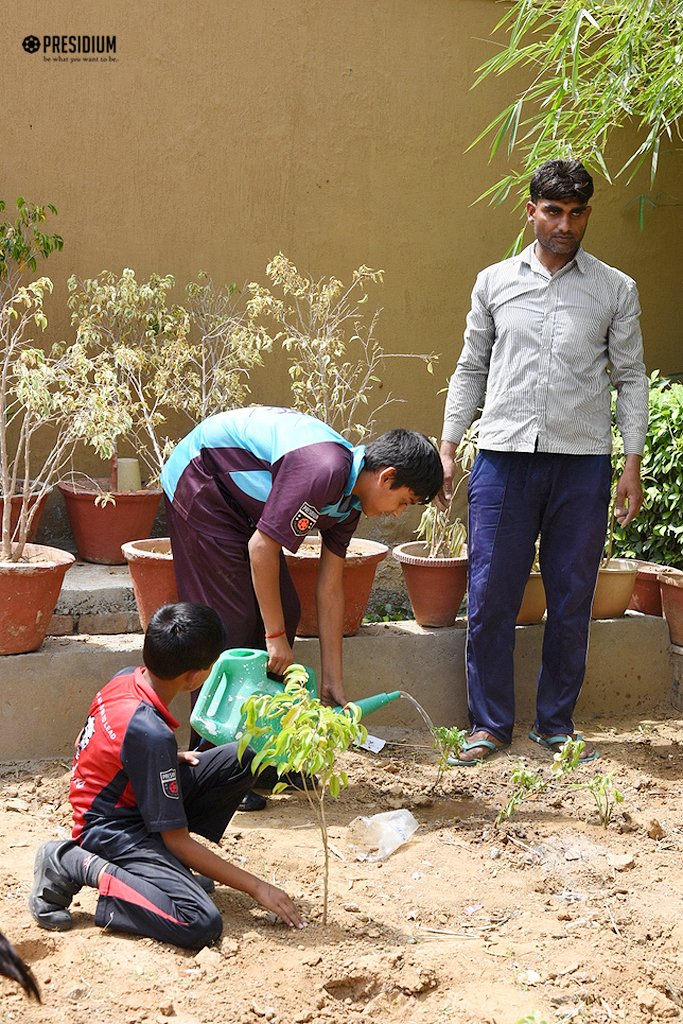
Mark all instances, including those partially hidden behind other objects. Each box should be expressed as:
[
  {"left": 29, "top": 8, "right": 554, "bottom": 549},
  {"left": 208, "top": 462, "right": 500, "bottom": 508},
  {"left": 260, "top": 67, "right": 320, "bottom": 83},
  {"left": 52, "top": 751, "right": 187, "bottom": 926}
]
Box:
[{"left": 28, "top": 603, "right": 304, "bottom": 949}]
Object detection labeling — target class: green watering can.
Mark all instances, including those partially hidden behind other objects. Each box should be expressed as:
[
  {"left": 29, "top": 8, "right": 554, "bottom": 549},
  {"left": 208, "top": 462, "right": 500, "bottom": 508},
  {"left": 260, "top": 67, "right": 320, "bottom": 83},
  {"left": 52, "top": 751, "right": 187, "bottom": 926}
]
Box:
[{"left": 190, "top": 648, "right": 401, "bottom": 751}]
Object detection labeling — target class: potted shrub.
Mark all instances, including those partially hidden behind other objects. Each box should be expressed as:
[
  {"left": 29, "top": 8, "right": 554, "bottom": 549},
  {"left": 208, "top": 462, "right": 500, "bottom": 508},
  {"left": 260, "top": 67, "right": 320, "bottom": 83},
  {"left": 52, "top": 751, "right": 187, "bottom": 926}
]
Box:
[
  {"left": 284, "top": 536, "right": 389, "bottom": 637},
  {"left": 658, "top": 568, "right": 683, "bottom": 647},
  {"left": 591, "top": 495, "right": 638, "bottom": 619},
  {"left": 392, "top": 426, "right": 475, "bottom": 627},
  {"left": 392, "top": 419, "right": 546, "bottom": 628},
  {"left": 517, "top": 541, "right": 547, "bottom": 626},
  {"left": 0, "top": 198, "right": 121, "bottom": 653},
  {"left": 247, "top": 254, "right": 436, "bottom": 635},
  {"left": 63, "top": 268, "right": 193, "bottom": 563},
  {"left": 120, "top": 274, "right": 271, "bottom": 623},
  {"left": 612, "top": 374, "right": 683, "bottom": 571},
  {"left": 609, "top": 373, "right": 683, "bottom": 615}
]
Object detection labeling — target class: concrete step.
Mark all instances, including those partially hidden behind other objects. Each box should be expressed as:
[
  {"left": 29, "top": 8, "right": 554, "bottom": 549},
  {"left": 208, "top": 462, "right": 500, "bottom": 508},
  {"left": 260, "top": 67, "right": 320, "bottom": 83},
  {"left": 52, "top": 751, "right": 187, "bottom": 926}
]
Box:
[
  {"left": 50, "top": 561, "right": 142, "bottom": 636},
  {"left": 1, "top": 613, "right": 674, "bottom": 760}
]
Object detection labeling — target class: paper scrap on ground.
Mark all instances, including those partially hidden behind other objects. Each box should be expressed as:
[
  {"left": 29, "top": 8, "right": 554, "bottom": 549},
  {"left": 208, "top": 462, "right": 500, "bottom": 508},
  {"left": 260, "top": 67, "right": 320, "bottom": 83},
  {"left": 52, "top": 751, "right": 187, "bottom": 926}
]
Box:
[{"left": 355, "top": 734, "right": 386, "bottom": 753}]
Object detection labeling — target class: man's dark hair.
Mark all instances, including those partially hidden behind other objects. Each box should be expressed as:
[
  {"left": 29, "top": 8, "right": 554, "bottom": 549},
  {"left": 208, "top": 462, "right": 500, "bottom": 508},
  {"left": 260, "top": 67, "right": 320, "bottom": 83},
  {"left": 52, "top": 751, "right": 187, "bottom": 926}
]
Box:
[
  {"left": 364, "top": 429, "right": 443, "bottom": 503},
  {"left": 529, "top": 159, "right": 594, "bottom": 205},
  {"left": 143, "top": 602, "right": 225, "bottom": 680}
]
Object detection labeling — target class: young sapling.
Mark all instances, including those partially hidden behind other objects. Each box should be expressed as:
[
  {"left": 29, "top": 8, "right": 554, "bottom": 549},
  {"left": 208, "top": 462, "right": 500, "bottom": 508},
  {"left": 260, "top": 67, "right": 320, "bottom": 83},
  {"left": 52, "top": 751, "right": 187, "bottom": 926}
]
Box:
[
  {"left": 574, "top": 772, "right": 624, "bottom": 828},
  {"left": 432, "top": 725, "right": 468, "bottom": 789},
  {"left": 496, "top": 738, "right": 584, "bottom": 825},
  {"left": 238, "top": 664, "right": 366, "bottom": 924}
]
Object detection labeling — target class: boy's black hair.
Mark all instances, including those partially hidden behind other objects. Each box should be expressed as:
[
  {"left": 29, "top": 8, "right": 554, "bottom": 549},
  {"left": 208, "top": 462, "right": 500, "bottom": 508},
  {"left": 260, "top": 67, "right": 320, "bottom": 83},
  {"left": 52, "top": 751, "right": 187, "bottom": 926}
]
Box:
[
  {"left": 529, "top": 159, "right": 594, "bottom": 206},
  {"left": 363, "top": 429, "right": 443, "bottom": 504},
  {"left": 143, "top": 603, "right": 226, "bottom": 680}
]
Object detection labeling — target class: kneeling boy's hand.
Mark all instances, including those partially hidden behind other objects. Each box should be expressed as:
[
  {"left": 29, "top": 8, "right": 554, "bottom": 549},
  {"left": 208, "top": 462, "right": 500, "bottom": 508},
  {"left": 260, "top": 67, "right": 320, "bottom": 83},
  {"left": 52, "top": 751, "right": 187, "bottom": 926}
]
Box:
[
  {"left": 177, "top": 750, "right": 199, "bottom": 766},
  {"left": 253, "top": 879, "right": 306, "bottom": 929}
]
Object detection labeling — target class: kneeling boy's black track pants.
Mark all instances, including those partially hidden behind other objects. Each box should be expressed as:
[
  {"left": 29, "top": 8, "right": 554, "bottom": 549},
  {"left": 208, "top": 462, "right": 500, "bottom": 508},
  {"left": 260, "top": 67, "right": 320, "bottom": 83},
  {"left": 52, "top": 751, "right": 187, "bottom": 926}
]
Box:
[{"left": 86, "top": 744, "right": 253, "bottom": 949}]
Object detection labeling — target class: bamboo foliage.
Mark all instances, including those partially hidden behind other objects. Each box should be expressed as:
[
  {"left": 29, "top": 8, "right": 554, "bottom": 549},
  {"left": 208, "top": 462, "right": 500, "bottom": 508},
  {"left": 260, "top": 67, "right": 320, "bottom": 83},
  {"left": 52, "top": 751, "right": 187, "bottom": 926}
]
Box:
[{"left": 471, "top": 1, "right": 683, "bottom": 219}]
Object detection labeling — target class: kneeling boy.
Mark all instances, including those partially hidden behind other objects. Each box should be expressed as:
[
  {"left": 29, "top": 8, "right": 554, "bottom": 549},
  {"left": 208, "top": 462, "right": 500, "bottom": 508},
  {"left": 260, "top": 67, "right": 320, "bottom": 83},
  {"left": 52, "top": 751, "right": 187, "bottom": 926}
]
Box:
[{"left": 28, "top": 603, "right": 304, "bottom": 949}]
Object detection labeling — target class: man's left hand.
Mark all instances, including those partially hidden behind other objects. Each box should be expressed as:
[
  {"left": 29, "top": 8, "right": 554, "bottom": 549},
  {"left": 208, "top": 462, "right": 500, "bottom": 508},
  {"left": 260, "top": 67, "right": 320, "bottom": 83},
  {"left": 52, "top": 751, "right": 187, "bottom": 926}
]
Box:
[{"left": 615, "top": 456, "right": 643, "bottom": 527}]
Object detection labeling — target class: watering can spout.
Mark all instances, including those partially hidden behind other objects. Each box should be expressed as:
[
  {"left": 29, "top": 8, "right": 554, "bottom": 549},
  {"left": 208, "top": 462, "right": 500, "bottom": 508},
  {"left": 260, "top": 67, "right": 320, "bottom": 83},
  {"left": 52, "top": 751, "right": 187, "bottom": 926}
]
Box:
[{"left": 342, "top": 690, "right": 402, "bottom": 718}]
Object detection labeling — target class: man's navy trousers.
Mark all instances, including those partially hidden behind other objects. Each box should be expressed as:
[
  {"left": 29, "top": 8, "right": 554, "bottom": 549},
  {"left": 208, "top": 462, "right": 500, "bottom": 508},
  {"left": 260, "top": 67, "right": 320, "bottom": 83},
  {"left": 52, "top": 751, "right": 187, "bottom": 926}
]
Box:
[{"left": 466, "top": 450, "right": 612, "bottom": 744}]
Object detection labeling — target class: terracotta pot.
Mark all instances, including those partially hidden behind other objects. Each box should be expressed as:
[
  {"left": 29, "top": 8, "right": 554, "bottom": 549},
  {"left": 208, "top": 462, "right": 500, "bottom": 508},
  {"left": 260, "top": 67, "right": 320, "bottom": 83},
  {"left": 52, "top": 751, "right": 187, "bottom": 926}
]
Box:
[
  {"left": 0, "top": 543, "right": 75, "bottom": 654},
  {"left": 121, "top": 537, "right": 178, "bottom": 631},
  {"left": 392, "top": 541, "right": 467, "bottom": 628},
  {"left": 591, "top": 557, "right": 638, "bottom": 619},
  {"left": 284, "top": 537, "right": 389, "bottom": 637},
  {"left": 516, "top": 572, "right": 547, "bottom": 625},
  {"left": 0, "top": 485, "right": 52, "bottom": 544},
  {"left": 658, "top": 569, "right": 683, "bottom": 646},
  {"left": 59, "top": 480, "right": 162, "bottom": 565},
  {"left": 627, "top": 560, "right": 665, "bottom": 616}
]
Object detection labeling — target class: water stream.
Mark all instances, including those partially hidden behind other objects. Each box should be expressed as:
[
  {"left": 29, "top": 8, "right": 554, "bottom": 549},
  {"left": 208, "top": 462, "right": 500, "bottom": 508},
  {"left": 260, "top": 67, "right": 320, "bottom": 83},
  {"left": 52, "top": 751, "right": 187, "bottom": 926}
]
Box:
[{"left": 397, "top": 691, "right": 436, "bottom": 734}]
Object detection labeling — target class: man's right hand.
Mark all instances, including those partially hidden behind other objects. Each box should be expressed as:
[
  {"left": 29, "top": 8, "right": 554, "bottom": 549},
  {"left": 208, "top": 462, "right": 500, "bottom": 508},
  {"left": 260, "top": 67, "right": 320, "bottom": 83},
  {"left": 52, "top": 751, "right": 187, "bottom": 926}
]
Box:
[
  {"left": 252, "top": 879, "right": 306, "bottom": 929},
  {"left": 436, "top": 441, "right": 458, "bottom": 511}
]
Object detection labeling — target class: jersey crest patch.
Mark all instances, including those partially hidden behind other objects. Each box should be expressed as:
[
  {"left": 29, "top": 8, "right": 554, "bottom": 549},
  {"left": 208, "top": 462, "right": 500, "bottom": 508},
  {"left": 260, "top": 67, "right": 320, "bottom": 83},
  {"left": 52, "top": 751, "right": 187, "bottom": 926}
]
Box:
[
  {"left": 160, "top": 768, "right": 180, "bottom": 800},
  {"left": 291, "top": 501, "right": 320, "bottom": 537}
]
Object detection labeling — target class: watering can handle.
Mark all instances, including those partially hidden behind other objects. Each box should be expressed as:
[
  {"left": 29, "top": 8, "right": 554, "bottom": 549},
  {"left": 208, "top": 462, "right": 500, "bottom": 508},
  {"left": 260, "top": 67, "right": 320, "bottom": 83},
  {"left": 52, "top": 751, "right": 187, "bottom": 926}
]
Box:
[{"left": 198, "top": 648, "right": 269, "bottom": 715}]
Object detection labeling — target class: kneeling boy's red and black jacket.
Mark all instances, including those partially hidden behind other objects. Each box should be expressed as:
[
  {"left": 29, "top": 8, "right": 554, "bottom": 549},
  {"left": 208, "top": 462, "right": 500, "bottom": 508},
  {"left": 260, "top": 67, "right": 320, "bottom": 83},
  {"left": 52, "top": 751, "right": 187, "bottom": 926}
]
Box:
[{"left": 69, "top": 669, "right": 188, "bottom": 859}]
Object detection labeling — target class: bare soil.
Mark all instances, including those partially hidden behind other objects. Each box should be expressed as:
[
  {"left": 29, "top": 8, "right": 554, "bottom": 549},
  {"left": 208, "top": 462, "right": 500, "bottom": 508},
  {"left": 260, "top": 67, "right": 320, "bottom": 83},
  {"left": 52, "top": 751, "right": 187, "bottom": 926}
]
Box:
[{"left": 2, "top": 711, "right": 683, "bottom": 1024}]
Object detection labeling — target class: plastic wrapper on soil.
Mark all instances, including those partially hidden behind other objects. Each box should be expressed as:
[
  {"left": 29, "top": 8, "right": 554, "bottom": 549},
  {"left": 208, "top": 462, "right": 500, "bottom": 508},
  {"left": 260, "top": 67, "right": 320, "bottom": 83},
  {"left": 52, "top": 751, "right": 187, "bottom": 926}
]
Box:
[{"left": 347, "top": 809, "right": 419, "bottom": 862}]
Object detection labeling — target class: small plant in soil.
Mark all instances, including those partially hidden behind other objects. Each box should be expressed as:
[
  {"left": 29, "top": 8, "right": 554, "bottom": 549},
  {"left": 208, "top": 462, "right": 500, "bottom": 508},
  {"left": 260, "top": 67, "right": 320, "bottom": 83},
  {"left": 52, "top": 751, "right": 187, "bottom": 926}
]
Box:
[
  {"left": 496, "top": 738, "right": 584, "bottom": 825},
  {"left": 574, "top": 771, "right": 624, "bottom": 828},
  {"left": 432, "top": 725, "right": 468, "bottom": 789},
  {"left": 238, "top": 664, "right": 367, "bottom": 925}
]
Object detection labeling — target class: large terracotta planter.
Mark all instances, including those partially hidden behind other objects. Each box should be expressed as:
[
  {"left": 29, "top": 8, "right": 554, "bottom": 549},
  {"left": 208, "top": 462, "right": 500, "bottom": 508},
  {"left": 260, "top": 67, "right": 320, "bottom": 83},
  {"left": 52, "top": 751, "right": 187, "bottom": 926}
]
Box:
[
  {"left": 627, "top": 560, "right": 665, "bottom": 616},
  {"left": 591, "top": 558, "right": 638, "bottom": 619},
  {"left": 659, "top": 569, "right": 683, "bottom": 646},
  {"left": 284, "top": 537, "right": 389, "bottom": 637},
  {"left": 0, "top": 485, "right": 52, "bottom": 544},
  {"left": 121, "top": 537, "right": 178, "bottom": 631},
  {"left": 59, "top": 481, "right": 162, "bottom": 565},
  {"left": 392, "top": 541, "right": 467, "bottom": 628},
  {"left": 516, "top": 572, "right": 547, "bottom": 625},
  {"left": 0, "top": 543, "right": 75, "bottom": 654}
]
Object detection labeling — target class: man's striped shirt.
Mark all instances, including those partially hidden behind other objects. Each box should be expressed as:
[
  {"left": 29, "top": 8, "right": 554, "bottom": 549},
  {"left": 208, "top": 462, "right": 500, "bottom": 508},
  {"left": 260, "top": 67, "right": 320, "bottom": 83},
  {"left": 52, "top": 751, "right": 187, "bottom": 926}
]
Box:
[{"left": 442, "top": 243, "right": 648, "bottom": 455}]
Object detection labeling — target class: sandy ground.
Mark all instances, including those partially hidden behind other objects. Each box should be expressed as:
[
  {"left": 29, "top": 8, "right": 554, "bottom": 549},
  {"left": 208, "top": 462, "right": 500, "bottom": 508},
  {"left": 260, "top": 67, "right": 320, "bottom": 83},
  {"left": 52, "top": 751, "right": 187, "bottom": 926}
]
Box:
[{"left": 2, "top": 710, "right": 683, "bottom": 1024}]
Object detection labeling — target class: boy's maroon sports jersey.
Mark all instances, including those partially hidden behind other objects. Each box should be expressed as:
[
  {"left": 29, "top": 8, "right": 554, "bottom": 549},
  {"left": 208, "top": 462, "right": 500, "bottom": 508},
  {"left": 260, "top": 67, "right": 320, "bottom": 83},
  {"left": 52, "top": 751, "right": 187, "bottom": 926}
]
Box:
[{"left": 70, "top": 669, "right": 188, "bottom": 858}]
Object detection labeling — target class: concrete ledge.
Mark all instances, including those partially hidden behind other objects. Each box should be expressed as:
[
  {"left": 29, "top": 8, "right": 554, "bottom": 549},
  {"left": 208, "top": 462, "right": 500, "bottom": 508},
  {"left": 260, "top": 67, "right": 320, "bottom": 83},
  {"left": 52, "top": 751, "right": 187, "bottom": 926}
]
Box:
[
  {"left": 0, "top": 613, "right": 673, "bottom": 760},
  {"left": 49, "top": 562, "right": 142, "bottom": 636},
  {"left": 295, "top": 613, "right": 674, "bottom": 729}
]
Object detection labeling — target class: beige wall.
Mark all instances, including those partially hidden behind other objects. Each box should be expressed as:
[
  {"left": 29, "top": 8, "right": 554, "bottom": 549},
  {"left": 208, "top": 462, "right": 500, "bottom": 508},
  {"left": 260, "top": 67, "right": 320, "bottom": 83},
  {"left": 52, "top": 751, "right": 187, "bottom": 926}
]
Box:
[{"left": 3, "top": 0, "right": 681, "bottom": 471}]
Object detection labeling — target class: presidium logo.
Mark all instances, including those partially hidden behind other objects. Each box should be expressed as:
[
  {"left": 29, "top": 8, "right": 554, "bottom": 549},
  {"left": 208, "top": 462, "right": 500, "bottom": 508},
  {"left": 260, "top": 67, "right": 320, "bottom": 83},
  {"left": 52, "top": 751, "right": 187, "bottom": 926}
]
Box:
[{"left": 22, "top": 34, "right": 118, "bottom": 62}]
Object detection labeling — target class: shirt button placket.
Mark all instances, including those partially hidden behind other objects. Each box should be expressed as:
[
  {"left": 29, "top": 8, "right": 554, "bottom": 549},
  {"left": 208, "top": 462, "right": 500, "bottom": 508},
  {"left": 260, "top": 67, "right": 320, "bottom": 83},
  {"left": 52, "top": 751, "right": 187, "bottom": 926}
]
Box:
[{"left": 535, "top": 280, "right": 555, "bottom": 449}]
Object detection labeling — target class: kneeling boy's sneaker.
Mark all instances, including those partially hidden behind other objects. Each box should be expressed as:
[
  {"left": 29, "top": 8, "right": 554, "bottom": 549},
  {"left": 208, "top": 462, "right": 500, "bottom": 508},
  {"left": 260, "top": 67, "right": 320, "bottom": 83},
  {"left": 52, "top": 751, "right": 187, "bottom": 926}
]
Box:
[
  {"left": 191, "top": 872, "right": 216, "bottom": 894},
  {"left": 28, "top": 841, "right": 81, "bottom": 931}
]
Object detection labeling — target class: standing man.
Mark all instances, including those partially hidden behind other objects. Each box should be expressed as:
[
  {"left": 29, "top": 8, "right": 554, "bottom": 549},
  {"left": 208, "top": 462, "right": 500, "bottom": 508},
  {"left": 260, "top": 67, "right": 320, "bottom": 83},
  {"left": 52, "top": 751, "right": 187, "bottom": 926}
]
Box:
[{"left": 440, "top": 159, "right": 648, "bottom": 765}]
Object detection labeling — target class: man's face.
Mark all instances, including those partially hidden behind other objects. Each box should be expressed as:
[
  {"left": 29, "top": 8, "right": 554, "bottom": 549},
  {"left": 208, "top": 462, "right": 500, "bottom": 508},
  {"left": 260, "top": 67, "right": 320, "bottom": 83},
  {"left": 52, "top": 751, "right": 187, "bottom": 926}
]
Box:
[{"left": 526, "top": 197, "right": 592, "bottom": 260}]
